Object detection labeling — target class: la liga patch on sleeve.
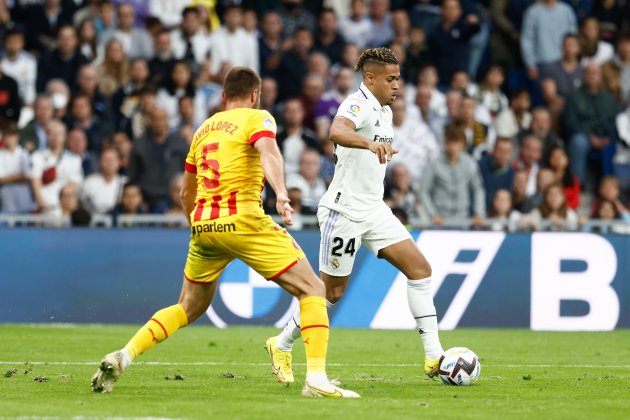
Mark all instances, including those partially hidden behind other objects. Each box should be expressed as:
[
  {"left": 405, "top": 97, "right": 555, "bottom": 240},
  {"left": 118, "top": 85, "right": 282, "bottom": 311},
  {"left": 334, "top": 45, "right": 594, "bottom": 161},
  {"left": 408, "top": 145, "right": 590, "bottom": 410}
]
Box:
[
  {"left": 348, "top": 104, "right": 360, "bottom": 116},
  {"left": 263, "top": 117, "right": 274, "bottom": 129}
]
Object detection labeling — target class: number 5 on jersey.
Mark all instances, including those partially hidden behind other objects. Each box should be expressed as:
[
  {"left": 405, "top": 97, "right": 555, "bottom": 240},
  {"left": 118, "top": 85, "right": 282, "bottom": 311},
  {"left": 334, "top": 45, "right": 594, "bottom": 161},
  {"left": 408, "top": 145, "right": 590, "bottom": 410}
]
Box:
[{"left": 199, "top": 142, "right": 237, "bottom": 219}]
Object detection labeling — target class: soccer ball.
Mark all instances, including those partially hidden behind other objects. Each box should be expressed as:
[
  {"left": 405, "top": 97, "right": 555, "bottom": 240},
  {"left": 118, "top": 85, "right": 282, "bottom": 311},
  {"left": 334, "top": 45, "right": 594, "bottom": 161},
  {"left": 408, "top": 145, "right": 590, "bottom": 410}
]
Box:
[{"left": 438, "top": 347, "right": 481, "bottom": 386}]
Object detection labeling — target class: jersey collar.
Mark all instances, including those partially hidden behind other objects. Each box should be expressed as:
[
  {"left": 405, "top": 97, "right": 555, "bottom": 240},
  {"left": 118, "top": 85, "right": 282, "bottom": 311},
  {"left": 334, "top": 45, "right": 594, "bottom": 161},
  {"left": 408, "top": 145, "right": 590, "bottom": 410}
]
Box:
[{"left": 358, "top": 83, "right": 384, "bottom": 111}]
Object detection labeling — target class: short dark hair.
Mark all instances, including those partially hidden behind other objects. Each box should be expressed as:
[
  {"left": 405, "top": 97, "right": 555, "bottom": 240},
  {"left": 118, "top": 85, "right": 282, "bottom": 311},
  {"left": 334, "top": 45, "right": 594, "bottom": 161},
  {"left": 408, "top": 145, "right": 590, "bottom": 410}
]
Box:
[
  {"left": 4, "top": 27, "right": 24, "bottom": 40},
  {"left": 444, "top": 123, "right": 466, "bottom": 144},
  {"left": 354, "top": 47, "right": 398, "bottom": 72},
  {"left": 223, "top": 67, "right": 261, "bottom": 100},
  {"left": 182, "top": 6, "right": 199, "bottom": 18}
]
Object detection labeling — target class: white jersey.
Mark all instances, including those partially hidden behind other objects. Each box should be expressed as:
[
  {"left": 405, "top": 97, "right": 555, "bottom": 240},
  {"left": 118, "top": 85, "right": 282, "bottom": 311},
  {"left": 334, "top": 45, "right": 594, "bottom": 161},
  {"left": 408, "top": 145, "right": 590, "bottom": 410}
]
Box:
[{"left": 319, "top": 83, "right": 394, "bottom": 221}]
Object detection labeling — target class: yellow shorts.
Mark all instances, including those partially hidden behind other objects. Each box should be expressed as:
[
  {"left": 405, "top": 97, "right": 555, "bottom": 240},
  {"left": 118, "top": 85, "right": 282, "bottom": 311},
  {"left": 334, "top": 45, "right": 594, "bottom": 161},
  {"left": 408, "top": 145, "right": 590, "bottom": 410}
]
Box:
[{"left": 183, "top": 212, "right": 305, "bottom": 284}]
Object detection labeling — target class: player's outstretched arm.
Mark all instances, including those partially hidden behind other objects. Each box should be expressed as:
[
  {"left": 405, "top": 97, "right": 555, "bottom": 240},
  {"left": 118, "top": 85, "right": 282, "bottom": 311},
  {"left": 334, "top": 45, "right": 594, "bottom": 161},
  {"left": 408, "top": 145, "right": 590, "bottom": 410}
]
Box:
[
  {"left": 254, "top": 137, "right": 294, "bottom": 226},
  {"left": 180, "top": 171, "right": 197, "bottom": 226},
  {"left": 330, "top": 116, "right": 398, "bottom": 164}
]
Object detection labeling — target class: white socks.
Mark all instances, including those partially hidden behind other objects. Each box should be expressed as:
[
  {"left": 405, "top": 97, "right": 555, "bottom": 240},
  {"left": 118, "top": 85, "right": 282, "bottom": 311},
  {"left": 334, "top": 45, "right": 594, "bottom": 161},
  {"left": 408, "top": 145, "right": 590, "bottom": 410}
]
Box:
[
  {"left": 120, "top": 348, "right": 132, "bottom": 369},
  {"left": 276, "top": 299, "right": 333, "bottom": 352},
  {"left": 407, "top": 278, "right": 444, "bottom": 359}
]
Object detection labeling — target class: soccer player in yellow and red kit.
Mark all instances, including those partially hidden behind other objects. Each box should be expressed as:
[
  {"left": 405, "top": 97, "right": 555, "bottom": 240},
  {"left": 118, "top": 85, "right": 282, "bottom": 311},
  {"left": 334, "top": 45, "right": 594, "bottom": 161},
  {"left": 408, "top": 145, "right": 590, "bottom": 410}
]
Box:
[{"left": 91, "top": 67, "right": 359, "bottom": 398}]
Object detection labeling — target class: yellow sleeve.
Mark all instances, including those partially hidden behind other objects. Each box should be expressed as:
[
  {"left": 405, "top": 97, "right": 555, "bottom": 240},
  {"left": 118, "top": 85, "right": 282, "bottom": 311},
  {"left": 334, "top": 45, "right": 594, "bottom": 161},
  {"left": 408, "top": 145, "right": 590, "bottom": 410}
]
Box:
[
  {"left": 246, "top": 110, "right": 277, "bottom": 145},
  {"left": 185, "top": 130, "right": 198, "bottom": 174}
]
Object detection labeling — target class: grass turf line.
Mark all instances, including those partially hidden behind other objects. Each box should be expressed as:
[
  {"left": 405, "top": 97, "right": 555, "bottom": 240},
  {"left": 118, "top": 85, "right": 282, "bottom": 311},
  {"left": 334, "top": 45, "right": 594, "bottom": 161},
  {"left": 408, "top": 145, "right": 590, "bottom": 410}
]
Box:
[{"left": 0, "top": 325, "right": 629, "bottom": 419}]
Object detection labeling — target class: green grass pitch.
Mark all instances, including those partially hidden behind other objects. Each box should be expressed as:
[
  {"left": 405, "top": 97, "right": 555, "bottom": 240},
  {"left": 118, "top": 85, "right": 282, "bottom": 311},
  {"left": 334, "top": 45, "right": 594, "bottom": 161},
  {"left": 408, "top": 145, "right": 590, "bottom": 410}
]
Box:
[{"left": 1, "top": 325, "right": 629, "bottom": 419}]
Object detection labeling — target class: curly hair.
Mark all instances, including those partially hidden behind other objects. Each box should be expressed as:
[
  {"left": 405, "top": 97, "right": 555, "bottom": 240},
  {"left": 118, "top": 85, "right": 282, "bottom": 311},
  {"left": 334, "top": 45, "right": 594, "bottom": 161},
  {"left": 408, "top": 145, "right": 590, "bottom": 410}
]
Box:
[{"left": 354, "top": 47, "right": 399, "bottom": 72}]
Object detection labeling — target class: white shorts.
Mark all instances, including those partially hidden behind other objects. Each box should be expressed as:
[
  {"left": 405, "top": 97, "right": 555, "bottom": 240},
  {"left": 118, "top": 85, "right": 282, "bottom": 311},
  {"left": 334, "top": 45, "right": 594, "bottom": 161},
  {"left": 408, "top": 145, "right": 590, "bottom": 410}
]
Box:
[{"left": 318, "top": 203, "right": 412, "bottom": 276}]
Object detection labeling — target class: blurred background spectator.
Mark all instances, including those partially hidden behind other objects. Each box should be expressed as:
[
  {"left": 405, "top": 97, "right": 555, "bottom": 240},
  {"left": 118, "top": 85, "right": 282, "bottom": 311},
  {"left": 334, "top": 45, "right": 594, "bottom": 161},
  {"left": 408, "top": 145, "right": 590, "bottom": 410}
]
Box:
[{"left": 0, "top": 0, "right": 627, "bottom": 232}]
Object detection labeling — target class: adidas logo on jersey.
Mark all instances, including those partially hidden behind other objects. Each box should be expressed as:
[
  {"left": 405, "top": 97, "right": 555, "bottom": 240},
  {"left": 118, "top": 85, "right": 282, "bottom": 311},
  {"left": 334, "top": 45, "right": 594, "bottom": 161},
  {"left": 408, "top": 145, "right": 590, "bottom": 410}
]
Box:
[{"left": 375, "top": 120, "right": 380, "bottom": 127}]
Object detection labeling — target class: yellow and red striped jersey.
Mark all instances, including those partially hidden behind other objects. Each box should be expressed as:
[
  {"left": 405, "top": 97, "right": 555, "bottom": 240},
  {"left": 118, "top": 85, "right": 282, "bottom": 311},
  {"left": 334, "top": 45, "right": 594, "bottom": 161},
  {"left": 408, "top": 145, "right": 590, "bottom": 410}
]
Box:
[{"left": 185, "top": 107, "right": 276, "bottom": 222}]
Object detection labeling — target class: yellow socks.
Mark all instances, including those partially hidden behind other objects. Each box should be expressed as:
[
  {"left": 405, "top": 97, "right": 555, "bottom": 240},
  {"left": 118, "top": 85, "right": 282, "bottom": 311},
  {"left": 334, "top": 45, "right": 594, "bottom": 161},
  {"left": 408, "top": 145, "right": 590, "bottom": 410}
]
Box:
[
  {"left": 124, "top": 304, "right": 188, "bottom": 359},
  {"left": 299, "top": 296, "right": 329, "bottom": 379}
]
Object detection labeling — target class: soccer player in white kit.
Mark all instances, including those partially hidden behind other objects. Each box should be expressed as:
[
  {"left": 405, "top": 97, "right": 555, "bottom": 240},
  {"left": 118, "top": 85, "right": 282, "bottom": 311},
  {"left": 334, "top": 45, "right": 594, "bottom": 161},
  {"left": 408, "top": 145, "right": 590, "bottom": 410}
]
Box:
[{"left": 265, "top": 47, "right": 444, "bottom": 384}]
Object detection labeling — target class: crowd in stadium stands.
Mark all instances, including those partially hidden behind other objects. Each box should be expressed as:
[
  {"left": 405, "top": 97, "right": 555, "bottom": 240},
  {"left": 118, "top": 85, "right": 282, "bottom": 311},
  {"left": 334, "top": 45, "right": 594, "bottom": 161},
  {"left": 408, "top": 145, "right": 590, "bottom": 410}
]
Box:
[{"left": 0, "top": 0, "right": 630, "bottom": 232}]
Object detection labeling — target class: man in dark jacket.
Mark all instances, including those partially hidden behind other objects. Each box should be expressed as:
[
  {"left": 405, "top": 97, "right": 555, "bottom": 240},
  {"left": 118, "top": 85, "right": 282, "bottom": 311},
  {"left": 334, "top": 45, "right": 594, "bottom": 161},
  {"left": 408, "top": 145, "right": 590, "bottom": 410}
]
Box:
[
  {"left": 565, "top": 63, "right": 618, "bottom": 187},
  {"left": 128, "top": 107, "right": 189, "bottom": 213}
]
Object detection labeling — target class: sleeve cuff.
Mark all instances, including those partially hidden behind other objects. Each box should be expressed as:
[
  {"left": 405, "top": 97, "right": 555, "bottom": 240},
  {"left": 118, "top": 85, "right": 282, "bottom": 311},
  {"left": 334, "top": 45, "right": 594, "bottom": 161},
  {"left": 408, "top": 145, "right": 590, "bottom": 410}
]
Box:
[
  {"left": 184, "top": 162, "right": 197, "bottom": 173},
  {"left": 249, "top": 130, "right": 276, "bottom": 145}
]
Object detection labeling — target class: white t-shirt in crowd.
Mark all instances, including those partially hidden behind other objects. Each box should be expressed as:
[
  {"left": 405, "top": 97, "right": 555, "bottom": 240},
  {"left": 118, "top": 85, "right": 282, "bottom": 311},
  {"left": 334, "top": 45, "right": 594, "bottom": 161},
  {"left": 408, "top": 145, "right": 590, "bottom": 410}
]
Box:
[
  {"left": 81, "top": 173, "right": 128, "bottom": 214},
  {"left": 30, "top": 149, "right": 83, "bottom": 213}
]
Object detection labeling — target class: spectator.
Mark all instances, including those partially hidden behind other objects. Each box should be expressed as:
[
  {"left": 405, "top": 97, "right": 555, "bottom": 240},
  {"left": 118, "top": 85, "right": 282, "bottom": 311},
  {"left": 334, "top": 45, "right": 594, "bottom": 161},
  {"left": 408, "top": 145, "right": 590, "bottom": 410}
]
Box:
[
  {"left": 565, "top": 63, "right": 618, "bottom": 186},
  {"left": 0, "top": 62, "right": 21, "bottom": 126},
  {"left": 545, "top": 145, "right": 581, "bottom": 209},
  {"left": 520, "top": 167, "right": 556, "bottom": 213},
  {"left": 0, "top": 127, "right": 33, "bottom": 213},
  {"left": 591, "top": 0, "right": 625, "bottom": 44},
  {"left": 591, "top": 175, "right": 627, "bottom": 218},
  {"left": 339, "top": 0, "right": 372, "bottom": 49},
  {"left": 29, "top": 120, "right": 83, "bottom": 215},
  {"left": 45, "top": 79, "right": 71, "bottom": 120},
  {"left": 450, "top": 70, "right": 480, "bottom": 98},
  {"left": 404, "top": 26, "right": 430, "bottom": 85},
  {"left": 77, "top": 17, "right": 98, "bottom": 61},
  {"left": 128, "top": 86, "right": 157, "bottom": 141},
  {"left": 128, "top": 107, "right": 188, "bottom": 212},
  {"left": 277, "top": 98, "right": 320, "bottom": 176},
  {"left": 75, "top": 64, "right": 109, "bottom": 121},
  {"left": 1, "top": 28, "right": 36, "bottom": 110},
  {"left": 109, "top": 182, "right": 148, "bottom": 224},
  {"left": 416, "top": 65, "right": 447, "bottom": 120},
  {"left": 25, "top": 0, "right": 74, "bottom": 54},
  {"left": 390, "top": 97, "right": 439, "bottom": 185},
  {"left": 209, "top": 5, "right": 259, "bottom": 76},
  {"left": 55, "top": 182, "right": 81, "bottom": 223},
  {"left": 488, "top": 0, "right": 529, "bottom": 70},
  {"left": 511, "top": 169, "right": 530, "bottom": 213},
  {"left": 109, "top": 131, "right": 132, "bottom": 175},
  {"left": 95, "top": 1, "right": 115, "bottom": 36},
  {"left": 20, "top": 95, "right": 53, "bottom": 152},
  {"left": 65, "top": 93, "right": 112, "bottom": 155},
  {"left": 96, "top": 39, "right": 129, "bottom": 98},
  {"left": 66, "top": 128, "right": 98, "bottom": 176},
  {"left": 601, "top": 34, "right": 630, "bottom": 106},
  {"left": 419, "top": 123, "right": 485, "bottom": 226},
  {"left": 165, "top": 173, "right": 185, "bottom": 215},
  {"left": 487, "top": 188, "right": 521, "bottom": 232},
  {"left": 456, "top": 95, "right": 493, "bottom": 158},
  {"left": 428, "top": 0, "right": 480, "bottom": 86},
  {"left": 286, "top": 148, "right": 327, "bottom": 215},
  {"left": 258, "top": 11, "right": 286, "bottom": 78},
  {"left": 36, "top": 25, "right": 88, "bottom": 93},
  {"left": 314, "top": 66, "right": 354, "bottom": 141},
  {"left": 615, "top": 99, "right": 630, "bottom": 192},
  {"left": 276, "top": 26, "right": 313, "bottom": 101},
  {"left": 81, "top": 147, "right": 127, "bottom": 214},
  {"left": 524, "top": 182, "right": 579, "bottom": 231},
  {"left": 432, "top": 88, "right": 463, "bottom": 143},
  {"left": 170, "top": 6, "right": 210, "bottom": 75},
  {"left": 156, "top": 60, "right": 205, "bottom": 130},
  {"left": 520, "top": 106, "right": 564, "bottom": 160},
  {"left": 148, "top": 30, "right": 176, "bottom": 88},
  {"left": 494, "top": 89, "right": 532, "bottom": 140},
  {"left": 308, "top": 52, "right": 331, "bottom": 90},
  {"left": 588, "top": 198, "right": 630, "bottom": 234},
  {"left": 479, "top": 137, "right": 516, "bottom": 212},
  {"left": 299, "top": 72, "right": 325, "bottom": 132},
  {"left": 176, "top": 95, "right": 203, "bottom": 132},
  {"left": 476, "top": 65, "right": 509, "bottom": 119},
  {"left": 391, "top": 8, "right": 411, "bottom": 46},
  {"left": 111, "top": 58, "right": 150, "bottom": 131},
  {"left": 260, "top": 77, "right": 280, "bottom": 119},
  {"left": 243, "top": 8, "right": 258, "bottom": 35},
  {"left": 512, "top": 134, "right": 543, "bottom": 196},
  {"left": 148, "top": 0, "right": 188, "bottom": 29},
  {"left": 540, "top": 34, "right": 584, "bottom": 130},
  {"left": 384, "top": 162, "right": 424, "bottom": 225},
  {"left": 278, "top": 0, "right": 316, "bottom": 39},
  {"left": 579, "top": 17, "right": 614, "bottom": 65},
  {"left": 314, "top": 8, "right": 345, "bottom": 65},
  {"left": 99, "top": 3, "right": 153, "bottom": 60},
  {"left": 367, "top": 0, "right": 394, "bottom": 47},
  {"left": 520, "top": 0, "right": 577, "bottom": 83}
]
